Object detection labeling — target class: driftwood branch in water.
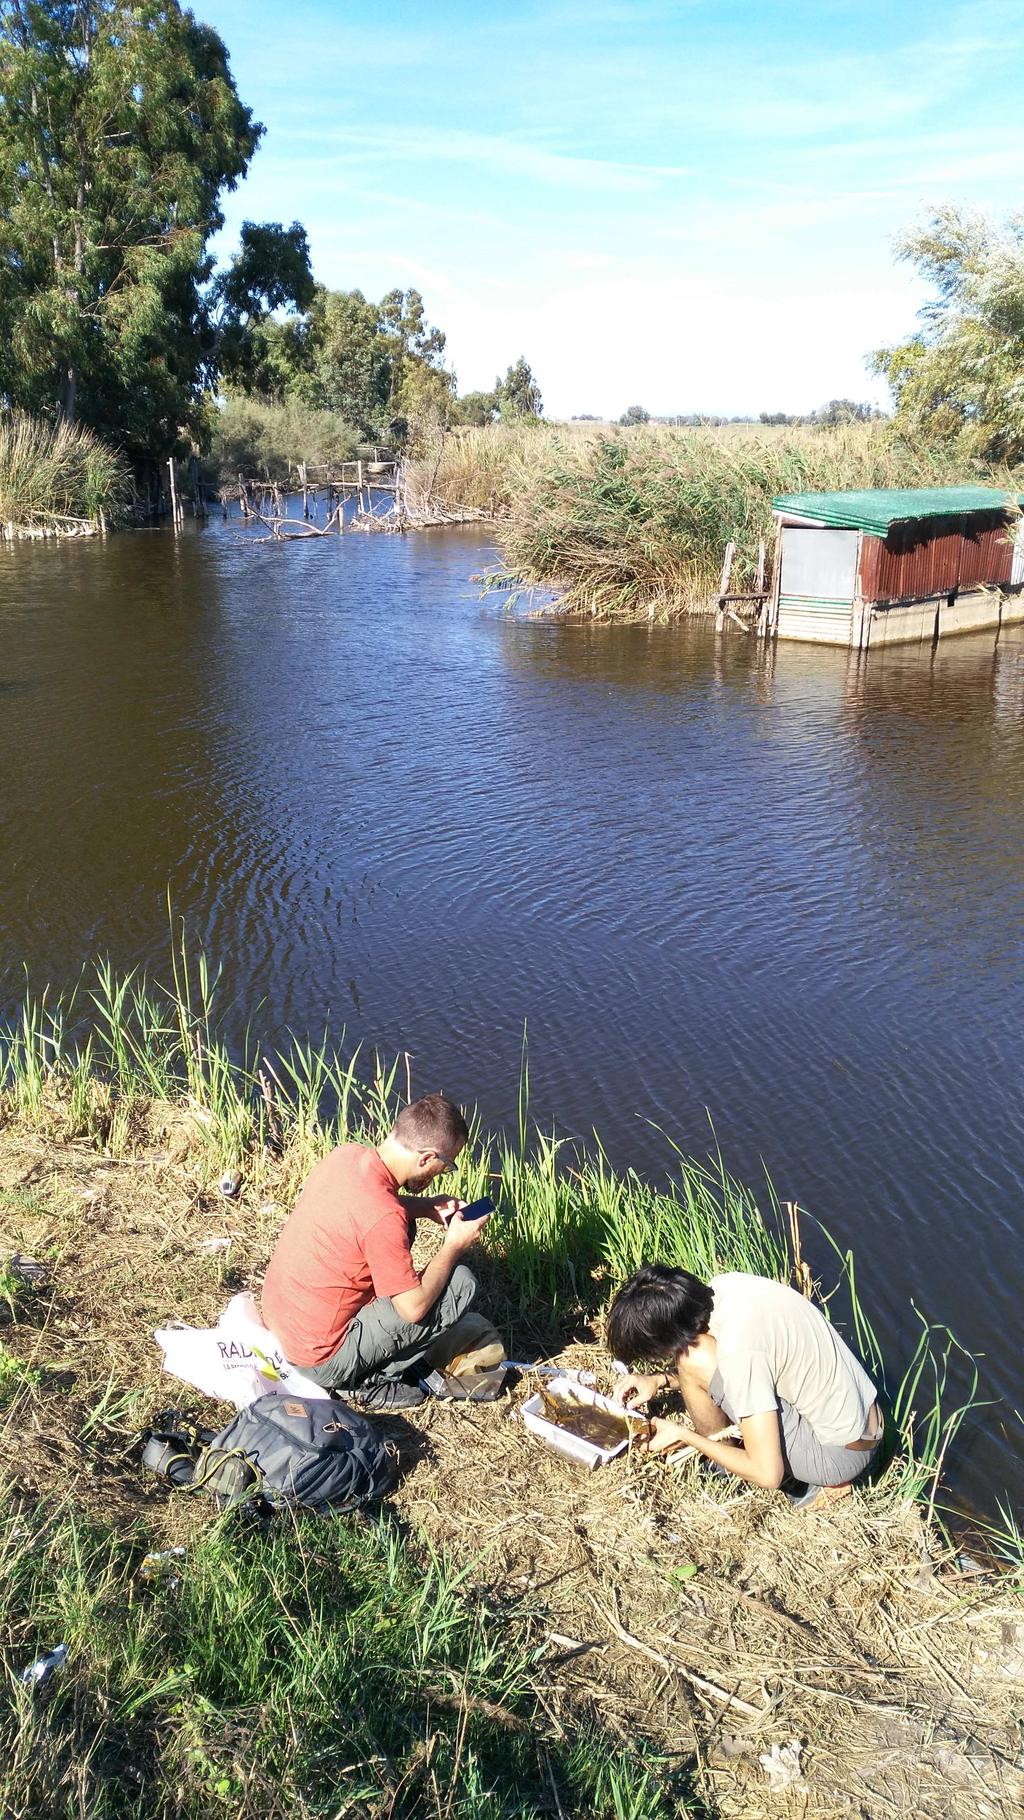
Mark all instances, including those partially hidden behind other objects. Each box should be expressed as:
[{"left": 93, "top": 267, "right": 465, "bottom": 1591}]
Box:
[{"left": 250, "top": 509, "right": 332, "bottom": 541}]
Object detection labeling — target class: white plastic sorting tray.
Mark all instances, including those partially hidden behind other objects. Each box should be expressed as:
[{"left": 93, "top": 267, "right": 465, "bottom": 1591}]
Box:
[{"left": 520, "top": 1374, "right": 633, "bottom": 1470}]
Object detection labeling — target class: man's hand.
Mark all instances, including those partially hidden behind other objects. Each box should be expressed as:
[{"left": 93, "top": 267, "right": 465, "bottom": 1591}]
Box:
[
  {"left": 642, "top": 1417, "right": 693, "bottom": 1456},
  {"left": 642, "top": 1410, "right": 783, "bottom": 1487},
  {"left": 432, "top": 1196, "right": 467, "bottom": 1226},
  {"left": 442, "top": 1209, "right": 488, "bottom": 1254},
  {"left": 399, "top": 1194, "right": 467, "bottom": 1229},
  {"left": 613, "top": 1371, "right": 669, "bottom": 1410}
]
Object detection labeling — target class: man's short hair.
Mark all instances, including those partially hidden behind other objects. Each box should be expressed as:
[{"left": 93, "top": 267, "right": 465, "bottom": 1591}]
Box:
[
  {"left": 392, "top": 1092, "right": 469, "bottom": 1157},
  {"left": 606, "top": 1264, "right": 715, "bottom": 1364}
]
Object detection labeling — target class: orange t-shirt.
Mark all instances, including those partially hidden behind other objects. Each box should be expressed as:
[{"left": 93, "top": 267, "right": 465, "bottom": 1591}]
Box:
[{"left": 261, "top": 1144, "right": 421, "bottom": 1366}]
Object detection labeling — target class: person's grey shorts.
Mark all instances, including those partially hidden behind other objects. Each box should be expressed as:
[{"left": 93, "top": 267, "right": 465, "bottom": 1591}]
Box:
[{"left": 709, "top": 1369, "right": 881, "bottom": 1488}]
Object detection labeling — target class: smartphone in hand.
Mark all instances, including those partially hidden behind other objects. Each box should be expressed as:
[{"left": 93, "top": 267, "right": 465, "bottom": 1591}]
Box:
[{"left": 458, "top": 1196, "right": 497, "bottom": 1221}]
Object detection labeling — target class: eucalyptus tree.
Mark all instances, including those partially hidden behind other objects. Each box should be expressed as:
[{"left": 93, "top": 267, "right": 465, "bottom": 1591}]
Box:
[
  {"left": 0, "top": 0, "right": 312, "bottom": 459},
  {"left": 498, "top": 356, "right": 543, "bottom": 421}
]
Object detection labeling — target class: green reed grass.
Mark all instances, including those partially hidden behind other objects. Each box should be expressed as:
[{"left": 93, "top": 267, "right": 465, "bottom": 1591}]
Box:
[
  {"left": 0, "top": 411, "right": 132, "bottom": 530},
  {"left": 0, "top": 1498, "right": 688, "bottom": 1819},
  {"left": 990, "top": 1501, "right": 1024, "bottom": 1583}
]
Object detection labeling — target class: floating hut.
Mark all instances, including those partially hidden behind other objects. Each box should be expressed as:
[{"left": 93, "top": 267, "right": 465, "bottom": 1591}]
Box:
[{"left": 767, "top": 486, "right": 1024, "bottom": 647}]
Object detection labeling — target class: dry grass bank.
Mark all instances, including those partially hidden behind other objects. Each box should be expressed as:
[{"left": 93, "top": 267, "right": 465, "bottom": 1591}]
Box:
[{"left": 1, "top": 1103, "right": 1022, "bottom": 1820}]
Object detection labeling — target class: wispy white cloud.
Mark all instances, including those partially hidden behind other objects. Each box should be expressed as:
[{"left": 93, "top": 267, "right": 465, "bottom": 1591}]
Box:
[{"left": 281, "top": 124, "right": 691, "bottom": 193}]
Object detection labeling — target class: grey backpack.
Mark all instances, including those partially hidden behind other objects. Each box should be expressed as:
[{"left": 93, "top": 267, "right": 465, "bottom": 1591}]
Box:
[{"left": 190, "top": 1394, "right": 398, "bottom": 1511}]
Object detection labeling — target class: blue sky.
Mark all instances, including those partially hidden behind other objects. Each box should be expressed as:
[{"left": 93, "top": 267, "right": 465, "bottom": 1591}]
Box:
[{"left": 200, "top": 0, "right": 1024, "bottom": 419}]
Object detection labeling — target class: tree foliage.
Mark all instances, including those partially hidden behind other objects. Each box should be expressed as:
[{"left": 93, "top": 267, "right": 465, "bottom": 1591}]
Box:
[
  {"left": 0, "top": 0, "right": 312, "bottom": 459},
  {"left": 497, "top": 356, "right": 542, "bottom": 421},
  {"left": 207, "top": 394, "right": 358, "bottom": 483},
  {"left": 238, "top": 285, "right": 542, "bottom": 447},
  {"left": 619, "top": 403, "right": 650, "bottom": 426},
  {"left": 0, "top": 1, "right": 542, "bottom": 468},
  {"left": 241, "top": 283, "right": 455, "bottom": 441},
  {"left": 872, "top": 206, "right": 1024, "bottom": 460},
  {"left": 451, "top": 387, "right": 499, "bottom": 427}
]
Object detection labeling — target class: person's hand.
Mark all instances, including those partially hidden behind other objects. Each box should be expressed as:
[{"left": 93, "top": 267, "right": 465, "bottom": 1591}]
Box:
[
  {"left": 613, "top": 1371, "right": 669, "bottom": 1410},
  {"left": 642, "top": 1417, "right": 694, "bottom": 1457},
  {"left": 432, "top": 1196, "right": 467, "bottom": 1226},
  {"left": 442, "top": 1207, "right": 488, "bottom": 1253}
]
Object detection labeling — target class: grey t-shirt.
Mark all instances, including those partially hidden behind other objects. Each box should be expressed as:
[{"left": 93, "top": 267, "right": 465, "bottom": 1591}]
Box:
[{"left": 708, "top": 1274, "right": 877, "bottom": 1446}]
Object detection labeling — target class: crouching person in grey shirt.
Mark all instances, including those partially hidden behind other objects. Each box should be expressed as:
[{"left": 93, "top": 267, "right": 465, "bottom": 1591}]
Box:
[{"left": 609, "top": 1267, "right": 883, "bottom": 1507}]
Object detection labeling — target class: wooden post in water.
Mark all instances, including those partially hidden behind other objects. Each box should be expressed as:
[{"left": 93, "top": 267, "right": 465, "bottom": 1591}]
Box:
[
  {"left": 715, "top": 541, "right": 735, "bottom": 631},
  {"left": 167, "top": 457, "right": 181, "bottom": 529},
  {"left": 300, "top": 461, "right": 309, "bottom": 519},
  {"left": 763, "top": 522, "right": 784, "bottom": 638},
  {"left": 187, "top": 454, "right": 204, "bottom": 518}
]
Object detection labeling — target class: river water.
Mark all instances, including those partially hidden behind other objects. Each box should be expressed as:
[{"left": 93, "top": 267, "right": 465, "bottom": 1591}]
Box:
[{"left": 1, "top": 515, "right": 1022, "bottom": 1518}]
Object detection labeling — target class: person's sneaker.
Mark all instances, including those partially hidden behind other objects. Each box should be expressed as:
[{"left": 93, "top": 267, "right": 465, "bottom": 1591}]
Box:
[
  {"left": 784, "top": 1481, "right": 821, "bottom": 1508},
  {"left": 785, "top": 1481, "right": 852, "bottom": 1511},
  {"left": 344, "top": 1376, "right": 425, "bottom": 1411}
]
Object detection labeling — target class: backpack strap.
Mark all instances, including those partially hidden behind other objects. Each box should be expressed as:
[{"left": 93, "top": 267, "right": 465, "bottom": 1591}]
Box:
[{"left": 188, "top": 1443, "right": 263, "bottom": 1505}]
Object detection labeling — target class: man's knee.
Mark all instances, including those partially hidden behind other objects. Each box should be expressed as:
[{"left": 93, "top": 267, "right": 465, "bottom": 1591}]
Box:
[{"left": 445, "top": 1264, "right": 478, "bottom": 1318}]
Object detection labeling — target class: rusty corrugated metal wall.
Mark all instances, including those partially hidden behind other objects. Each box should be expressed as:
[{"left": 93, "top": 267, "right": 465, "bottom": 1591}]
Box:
[{"left": 858, "top": 512, "right": 1013, "bottom": 603}]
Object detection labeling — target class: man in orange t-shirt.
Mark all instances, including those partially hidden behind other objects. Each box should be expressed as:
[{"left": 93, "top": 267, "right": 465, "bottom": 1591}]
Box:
[{"left": 261, "top": 1092, "right": 495, "bottom": 1409}]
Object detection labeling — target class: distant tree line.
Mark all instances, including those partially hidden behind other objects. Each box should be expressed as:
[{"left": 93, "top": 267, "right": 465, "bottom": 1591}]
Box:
[
  {"left": 571, "top": 217, "right": 1024, "bottom": 461},
  {"left": 607, "top": 402, "right": 886, "bottom": 429},
  {"left": 0, "top": 0, "right": 543, "bottom": 476},
  {"left": 759, "top": 401, "right": 885, "bottom": 427}
]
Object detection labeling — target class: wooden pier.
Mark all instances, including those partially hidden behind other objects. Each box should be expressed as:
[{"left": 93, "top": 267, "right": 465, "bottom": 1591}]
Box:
[
  {"left": 222, "top": 455, "right": 404, "bottom": 539},
  {"left": 714, "top": 539, "right": 771, "bottom": 632}
]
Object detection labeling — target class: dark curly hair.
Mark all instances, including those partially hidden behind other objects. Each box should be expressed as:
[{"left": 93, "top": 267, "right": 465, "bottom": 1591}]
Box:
[{"left": 606, "top": 1264, "right": 715, "bottom": 1365}]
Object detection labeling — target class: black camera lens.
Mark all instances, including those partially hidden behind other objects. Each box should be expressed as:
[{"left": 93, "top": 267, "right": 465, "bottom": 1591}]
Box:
[{"left": 142, "top": 1434, "right": 196, "bottom": 1487}]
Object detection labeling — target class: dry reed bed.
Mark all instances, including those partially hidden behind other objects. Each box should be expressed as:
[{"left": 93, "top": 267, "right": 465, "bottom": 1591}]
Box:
[{"left": 1, "top": 1110, "right": 1021, "bottom": 1820}]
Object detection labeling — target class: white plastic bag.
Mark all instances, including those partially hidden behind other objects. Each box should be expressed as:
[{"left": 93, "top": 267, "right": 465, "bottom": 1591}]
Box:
[
  {"left": 154, "top": 1293, "right": 331, "bottom": 1408},
  {"left": 759, "top": 1740, "right": 805, "bottom": 1792}
]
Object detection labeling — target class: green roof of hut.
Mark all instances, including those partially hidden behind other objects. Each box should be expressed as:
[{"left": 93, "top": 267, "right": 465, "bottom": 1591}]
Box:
[{"left": 771, "top": 486, "right": 1024, "bottom": 535}]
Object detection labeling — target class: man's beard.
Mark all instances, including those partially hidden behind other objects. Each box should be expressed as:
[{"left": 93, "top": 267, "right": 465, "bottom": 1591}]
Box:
[{"left": 405, "top": 1169, "right": 434, "bottom": 1194}]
